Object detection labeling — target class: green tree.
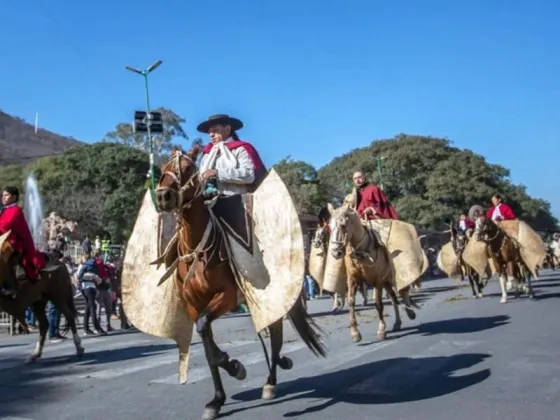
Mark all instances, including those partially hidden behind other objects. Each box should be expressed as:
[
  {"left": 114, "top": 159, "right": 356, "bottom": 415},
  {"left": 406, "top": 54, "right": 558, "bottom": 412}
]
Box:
[
  {"left": 273, "top": 157, "right": 328, "bottom": 215},
  {"left": 103, "top": 107, "right": 190, "bottom": 163},
  {"left": 318, "top": 134, "right": 558, "bottom": 230}
]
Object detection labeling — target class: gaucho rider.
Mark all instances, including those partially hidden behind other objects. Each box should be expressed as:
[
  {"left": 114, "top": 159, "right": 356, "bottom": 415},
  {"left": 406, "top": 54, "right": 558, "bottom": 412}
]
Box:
[
  {"left": 197, "top": 114, "right": 267, "bottom": 197},
  {"left": 352, "top": 171, "right": 399, "bottom": 220},
  {"left": 0, "top": 186, "right": 47, "bottom": 298},
  {"left": 487, "top": 194, "right": 516, "bottom": 222}
]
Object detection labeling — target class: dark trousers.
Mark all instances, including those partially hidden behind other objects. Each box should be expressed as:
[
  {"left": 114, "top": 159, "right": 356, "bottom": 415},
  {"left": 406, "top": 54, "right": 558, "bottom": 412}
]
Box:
[
  {"left": 82, "top": 288, "right": 102, "bottom": 331},
  {"left": 47, "top": 302, "right": 61, "bottom": 338}
]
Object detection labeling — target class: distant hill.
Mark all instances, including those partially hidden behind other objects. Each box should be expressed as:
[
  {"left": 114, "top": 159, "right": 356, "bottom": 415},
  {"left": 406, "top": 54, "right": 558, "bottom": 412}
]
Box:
[{"left": 0, "top": 110, "right": 84, "bottom": 165}]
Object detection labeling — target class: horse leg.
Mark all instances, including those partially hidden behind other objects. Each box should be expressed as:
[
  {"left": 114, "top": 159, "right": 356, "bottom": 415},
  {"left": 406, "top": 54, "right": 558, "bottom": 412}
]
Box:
[
  {"left": 374, "top": 285, "right": 387, "bottom": 340},
  {"left": 196, "top": 313, "right": 246, "bottom": 420},
  {"left": 384, "top": 284, "right": 402, "bottom": 332},
  {"left": 398, "top": 287, "right": 418, "bottom": 319},
  {"left": 360, "top": 282, "right": 368, "bottom": 307},
  {"left": 27, "top": 300, "right": 48, "bottom": 364},
  {"left": 347, "top": 278, "right": 361, "bottom": 343},
  {"left": 498, "top": 269, "right": 508, "bottom": 304},
  {"left": 261, "top": 319, "right": 293, "bottom": 401},
  {"left": 506, "top": 261, "right": 517, "bottom": 294},
  {"left": 473, "top": 271, "right": 484, "bottom": 298}
]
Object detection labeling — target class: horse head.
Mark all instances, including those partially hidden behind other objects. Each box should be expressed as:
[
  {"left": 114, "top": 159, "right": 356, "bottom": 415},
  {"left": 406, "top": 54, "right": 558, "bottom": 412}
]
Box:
[
  {"left": 474, "top": 214, "right": 497, "bottom": 242},
  {"left": 312, "top": 224, "right": 329, "bottom": 250},
  {"left": 327, "top": 203, "right": 363, "bottom": 260},
  {"left": 155, "top": 146, "right": 202, "bottom": 213}
]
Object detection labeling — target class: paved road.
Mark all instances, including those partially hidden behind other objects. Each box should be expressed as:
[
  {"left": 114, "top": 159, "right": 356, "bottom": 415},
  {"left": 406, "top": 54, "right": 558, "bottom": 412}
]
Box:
[{"left": 1, "top": 271, "right": 559, "bottom": 420}]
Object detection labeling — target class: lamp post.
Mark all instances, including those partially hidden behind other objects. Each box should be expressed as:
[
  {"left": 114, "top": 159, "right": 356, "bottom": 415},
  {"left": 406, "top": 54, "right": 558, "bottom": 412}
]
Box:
[
  {"left": 375, "top": 156, "right": 387, "bottom": 190},
  {"left": 125, "top": 60, "right": 163, "bottom": 205}
]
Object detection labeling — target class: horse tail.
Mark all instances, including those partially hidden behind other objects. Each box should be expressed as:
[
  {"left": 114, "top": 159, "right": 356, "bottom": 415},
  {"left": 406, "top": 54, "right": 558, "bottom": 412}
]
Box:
[{"left": 286, "top": 291, "right": 327, "bottom": 358}]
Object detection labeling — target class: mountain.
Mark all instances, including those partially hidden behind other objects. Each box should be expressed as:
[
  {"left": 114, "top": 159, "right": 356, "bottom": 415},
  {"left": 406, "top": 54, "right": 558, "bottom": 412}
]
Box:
[{"left": 0, "top": 110, "right": 84, "bottom": 165}]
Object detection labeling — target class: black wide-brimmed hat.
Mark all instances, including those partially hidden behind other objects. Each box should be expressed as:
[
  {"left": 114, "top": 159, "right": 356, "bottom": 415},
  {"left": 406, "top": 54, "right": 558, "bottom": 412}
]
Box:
[{"left": 196, "top": 114, "right": 244, "bottom": 133}]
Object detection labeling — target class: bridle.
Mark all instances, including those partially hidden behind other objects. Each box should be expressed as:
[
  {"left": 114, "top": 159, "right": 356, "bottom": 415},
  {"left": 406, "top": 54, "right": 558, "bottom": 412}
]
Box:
[{"left": 156, "top": 151, "right": 204, "bottom": 211}]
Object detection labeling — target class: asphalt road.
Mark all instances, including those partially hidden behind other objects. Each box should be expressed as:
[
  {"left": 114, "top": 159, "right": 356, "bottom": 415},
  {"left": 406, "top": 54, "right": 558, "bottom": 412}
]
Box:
[{"left": 1, "top": 271, "right": 559, "bottom": 420}]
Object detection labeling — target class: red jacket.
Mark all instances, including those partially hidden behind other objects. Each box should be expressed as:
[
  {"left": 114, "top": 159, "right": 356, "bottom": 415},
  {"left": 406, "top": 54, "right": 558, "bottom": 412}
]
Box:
[
  {"left": 95, "top": 258, "right": 109, "bottom": 278},
  {"left": 487, "top": 203, "right": 516, "bottom": 221},
  {"left": 0, "top": 204, "right": 46, "bottom": 279},
  {"left": 356, "top": 184, "right": 399, "bottom": 220},
  {"left": 458, "top": 219, "right": 475, "bottom": 230}
]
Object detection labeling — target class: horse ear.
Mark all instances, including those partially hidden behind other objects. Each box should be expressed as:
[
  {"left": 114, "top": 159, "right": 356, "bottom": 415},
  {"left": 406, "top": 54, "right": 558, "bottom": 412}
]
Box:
[
  {"left": 187, "top": 145, "right": 200, "bottom": 159},
  {"left": 327, "top": 203, "right": 335, "bottom": 215}
]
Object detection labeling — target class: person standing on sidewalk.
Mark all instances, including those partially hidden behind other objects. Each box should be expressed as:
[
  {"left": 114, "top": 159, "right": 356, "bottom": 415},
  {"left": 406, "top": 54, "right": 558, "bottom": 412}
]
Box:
[{"left": 94, "top": 251, "right": 114, "bottom": 332}]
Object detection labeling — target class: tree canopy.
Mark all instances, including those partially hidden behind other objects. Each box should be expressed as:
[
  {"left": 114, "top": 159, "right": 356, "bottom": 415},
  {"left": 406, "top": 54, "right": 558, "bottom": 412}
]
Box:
[
  {"left": 317, "top": 134, "right": 558, "bottom": 230},
  {"left": 0, "top": 126, "right": 556, "bottom": 246}
]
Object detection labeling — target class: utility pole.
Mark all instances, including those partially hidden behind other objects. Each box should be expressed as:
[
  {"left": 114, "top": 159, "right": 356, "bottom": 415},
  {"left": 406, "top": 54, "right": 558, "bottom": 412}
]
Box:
[
  {"left": 125, "top": 60, "right": 163, "bottom": 206},
  {"left": 375, "top": 156, "right": 387, "bottom": 190}
]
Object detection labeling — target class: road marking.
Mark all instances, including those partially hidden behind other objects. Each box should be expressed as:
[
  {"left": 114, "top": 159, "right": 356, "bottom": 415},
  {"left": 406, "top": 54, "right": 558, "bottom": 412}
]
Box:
[
  {"left": 75, "top": 340, "right": 255, "bottom": 381},
  {"left": 238, "top": 338, "right": 397, "bottom": 391},
  {"left": 0, "top": 417, "right": 36, "bottom": 420},
  {"left": 149, "top": 341, "right": 307, "bottom": 385},
  {"left": 345, "top": 339, "right": 482, "bottom": 396}
]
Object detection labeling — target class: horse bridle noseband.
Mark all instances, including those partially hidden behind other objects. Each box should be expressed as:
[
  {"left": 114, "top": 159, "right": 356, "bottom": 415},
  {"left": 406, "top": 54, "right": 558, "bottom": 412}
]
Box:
[{"left": 156, "top": 151, "right": 204, "bottom": 211}]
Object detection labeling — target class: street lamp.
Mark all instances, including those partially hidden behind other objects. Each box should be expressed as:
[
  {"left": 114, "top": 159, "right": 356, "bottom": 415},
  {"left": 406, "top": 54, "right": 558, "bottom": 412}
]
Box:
[
  {"left": 374, "top": 156, "right": 387, "bottom": 190},
  {"left": 125, "top": 60, "right": 163, "bottom": 205}
]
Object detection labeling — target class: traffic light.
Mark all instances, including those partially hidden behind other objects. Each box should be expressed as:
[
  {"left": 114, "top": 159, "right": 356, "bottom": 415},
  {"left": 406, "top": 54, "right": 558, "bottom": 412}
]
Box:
[{"left": 133, "top": 111, "right": 164, "bottom": 134}]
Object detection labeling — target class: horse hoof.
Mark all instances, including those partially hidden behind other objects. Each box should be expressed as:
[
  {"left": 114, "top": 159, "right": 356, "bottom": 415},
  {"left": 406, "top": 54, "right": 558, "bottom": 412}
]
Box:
[
  {"left": 405, "top": 308, "right": 416, "bottom": 320},
  {"left": 234, "top": 361, "right": 247, "bottom": 380},
  {"left": 202, "top": 406, "right": 220, "bottom": 420},
  {"left": 279, "top": 356, "right": 293, "bottom": 370},
  {"left": 76, "top": 347, "right": 85, "bottom": 357},
  {"left": 351, "top": 331, "right": 362, "bottom": 343},
  {"left": 500, "top": 298, "right": 507, "bottom": 304},
  {"left": 262, "top": 384, "right": 277, "bottom": 400},
  {"left": 477, "top": 293, "right": 483, "bottom": 299},
  {"left": 377, "top": 331, "right": 387, "bottom": 341},
  {"left": 25, "top": 356, "right": 37, "bottom": 364},
  {"left": 392, "top": 322, "right": 402, "bottom": 332}
]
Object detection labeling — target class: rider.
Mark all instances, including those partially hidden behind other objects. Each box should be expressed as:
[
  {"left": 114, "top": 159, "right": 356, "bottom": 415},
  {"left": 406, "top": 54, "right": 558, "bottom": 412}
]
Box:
[
  {"left": 197, "top": 114, "right": 267, "bottom": 197},
  {"left": 458, "top": 212, "right": 475, "bottom": 236},
  {"left": 351, "top": 171, "right": 399, "bottom": 220},
  {"left": 486, "top": 194, "right": 516, "bottom": 222},
  {"left": 0, "top": 186, "right": 47, "bottom": 298},
  {"left": 197, "top": 114, "right": 267, "bottom": 313}
]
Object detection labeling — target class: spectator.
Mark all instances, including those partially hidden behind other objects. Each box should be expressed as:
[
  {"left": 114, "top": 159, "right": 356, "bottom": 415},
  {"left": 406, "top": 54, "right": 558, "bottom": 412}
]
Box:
[
  {"left": 94, "top": 251, "right": 114, "bottom": 332},
  {"left": 77, "top": 254, "right": 106, "bottom": 335}
]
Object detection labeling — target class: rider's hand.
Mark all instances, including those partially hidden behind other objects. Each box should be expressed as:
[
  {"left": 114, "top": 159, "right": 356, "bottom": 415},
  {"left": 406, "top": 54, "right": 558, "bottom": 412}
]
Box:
[{"left": 201, "top": 169, "right": 217, "bottom": 180}]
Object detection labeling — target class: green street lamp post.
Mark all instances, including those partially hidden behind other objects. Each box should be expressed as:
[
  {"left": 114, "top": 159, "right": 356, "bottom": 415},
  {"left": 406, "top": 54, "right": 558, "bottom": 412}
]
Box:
[
  {"left": 125, "top": 60, "right": 164, "bottom": 205},
  {"left": 375, "top": 156, "right": 387, "bottom": 190}
]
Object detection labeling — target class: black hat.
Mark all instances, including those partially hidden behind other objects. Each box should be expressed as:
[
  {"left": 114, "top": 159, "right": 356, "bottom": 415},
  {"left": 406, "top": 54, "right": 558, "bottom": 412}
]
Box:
[{"left": 196, "top": 114, "right": 243, "bottom": 133}]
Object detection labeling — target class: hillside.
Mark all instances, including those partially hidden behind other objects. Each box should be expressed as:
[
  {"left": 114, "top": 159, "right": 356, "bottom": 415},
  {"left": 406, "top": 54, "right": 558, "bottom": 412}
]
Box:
[{"left": 0, "top": 110, "right": 84, "bottom": 165}]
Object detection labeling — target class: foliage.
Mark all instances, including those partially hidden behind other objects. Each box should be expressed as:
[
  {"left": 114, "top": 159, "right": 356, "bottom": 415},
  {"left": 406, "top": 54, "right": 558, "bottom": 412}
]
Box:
[
  {"left": 103, "top": 107, "right": 201, "bottom": 164},
  {"left": 318, "top": 134, "right": 558, "bottom": 230},
  {"left": 0, "top": 143, "right": 151, "bottom": 243},
  {"left": 272, "top": 157, "right": 328, "bottom": 215}
]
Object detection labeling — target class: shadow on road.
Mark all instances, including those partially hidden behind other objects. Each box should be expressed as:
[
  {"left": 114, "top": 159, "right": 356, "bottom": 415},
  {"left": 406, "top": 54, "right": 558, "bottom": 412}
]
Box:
[
  {"left": 229, "top": 352, "right": 491, "bottom": 417},
  {"left": 392, "top": 315, "right": 510, "bottom": 339}
]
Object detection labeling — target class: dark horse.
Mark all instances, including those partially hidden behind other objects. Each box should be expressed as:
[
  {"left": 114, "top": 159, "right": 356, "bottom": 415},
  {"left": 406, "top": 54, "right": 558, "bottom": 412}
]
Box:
[
  {"left": 155, "top": 146, "right": 326, "bottom": 420},
  {"left": 473, "top": 215, "right": 534, "bottom": 304},
  {"left": 0, "top": 231, "right": 84, "bottom": 362},
  {"left": 450, "top": 225, "right": 485, "bottom": 298}
]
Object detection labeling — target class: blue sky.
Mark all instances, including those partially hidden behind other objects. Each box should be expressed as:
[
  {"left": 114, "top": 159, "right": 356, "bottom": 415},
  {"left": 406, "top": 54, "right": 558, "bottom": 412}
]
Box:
[{"left": 2, "top": 1, "right": 559, "bottom": 216}]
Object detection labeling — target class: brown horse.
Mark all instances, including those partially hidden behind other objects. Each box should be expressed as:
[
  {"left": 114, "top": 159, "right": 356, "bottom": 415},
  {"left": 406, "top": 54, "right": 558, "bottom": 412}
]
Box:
[
  {"left": 0, "top": 231, "right": 84, "bottom": 363},
  {"left": 450, "top": 225, "right": 485, "bottom": 298},
  {"left": 155, "top": 146, "right": 326, "bottom": 420},
  {"left": 328, "top": 203, "right": 416, "bottom": 342},
  {"left": 473, "top": 215, "right": 533, "bottom": 303}
]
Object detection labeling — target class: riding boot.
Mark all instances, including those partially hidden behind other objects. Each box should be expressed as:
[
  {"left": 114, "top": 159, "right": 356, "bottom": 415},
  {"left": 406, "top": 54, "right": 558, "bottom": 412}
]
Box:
[{"left": 1, "top": 264, "right": 16, "bottom": 298}]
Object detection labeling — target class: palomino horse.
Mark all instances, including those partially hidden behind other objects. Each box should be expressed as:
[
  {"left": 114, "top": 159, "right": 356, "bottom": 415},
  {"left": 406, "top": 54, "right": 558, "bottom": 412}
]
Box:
[
  {"left": 310, "top": 221, "right": 368, "bottom": 311},
  {"left": 474, "top": 215, "right": 534, "bottom": 303},
  {"left": 450, "top": 225, "right": 485, "bottom": 298},
  {"left": 155, "top": 146, "right": 326, "bottom": 420},
  {"left": 0, "top": 231, "right": 84, "bottom": 363},
  {"left": 328, "top": 204, "right": 417, "bottom": 342}
]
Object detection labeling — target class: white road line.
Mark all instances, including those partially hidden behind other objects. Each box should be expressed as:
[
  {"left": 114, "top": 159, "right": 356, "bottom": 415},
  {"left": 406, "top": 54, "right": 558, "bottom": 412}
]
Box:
[
  {"left": 75, "top": 340, "right": 255, "bottom": 380},
  {"left": 149, "top": 341, "right": 308, "bottom": 385},
  {"left": 238, "top": 338, "right": 397, "bottom": 391},
  {"left": 345, "top": 339, "right": 482, "bottom": 395},
  {"left": 0, "top": 417, "right": 36, "bottom": 420}
]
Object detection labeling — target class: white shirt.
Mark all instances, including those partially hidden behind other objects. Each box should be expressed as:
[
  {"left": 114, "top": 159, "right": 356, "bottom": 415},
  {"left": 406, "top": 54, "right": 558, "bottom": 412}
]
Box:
[
  {"left": 459, "top": 220, "right": 466, "bottom": 231},
  {"left": 491, "top": 204, "right": 503, "bottom": 221},
  {"left": 199, "top": 138, "right": 256, "bottom": 196}
]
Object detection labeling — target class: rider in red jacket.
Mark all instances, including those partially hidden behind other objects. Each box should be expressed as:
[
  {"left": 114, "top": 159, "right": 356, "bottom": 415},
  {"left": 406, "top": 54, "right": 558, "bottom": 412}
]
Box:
[{"left": 0, "top": 187, "right": 47, "bottom": 297}]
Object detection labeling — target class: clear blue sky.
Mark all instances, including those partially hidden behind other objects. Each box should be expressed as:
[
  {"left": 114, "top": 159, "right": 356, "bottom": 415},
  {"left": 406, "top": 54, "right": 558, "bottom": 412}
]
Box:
[{"left": 2, "top": 1, "right": 559, "bottom": 216}]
